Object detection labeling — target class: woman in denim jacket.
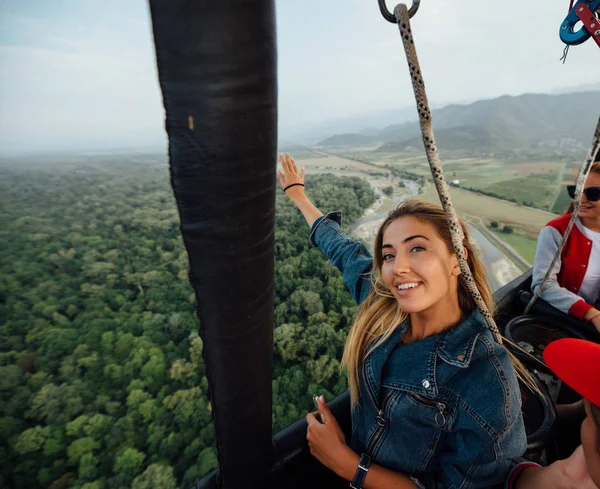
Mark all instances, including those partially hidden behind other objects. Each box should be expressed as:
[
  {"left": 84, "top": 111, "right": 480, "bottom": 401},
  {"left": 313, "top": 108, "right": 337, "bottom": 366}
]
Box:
[{"left": 278, "top": 154, "right": 529, "bottom": 489}]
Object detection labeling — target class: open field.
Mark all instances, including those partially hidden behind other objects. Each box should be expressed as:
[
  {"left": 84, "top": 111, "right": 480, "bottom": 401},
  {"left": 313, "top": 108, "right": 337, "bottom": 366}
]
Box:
[
  {"left": 489, "top": 228, "right": 538, "bottom": 265},
  {"left": 326, "top": 149, "right": 421, "bottom": 164},
  {"left": 482, "top": 171, "right": 558, "bottom": 207},
  {"left": 401, "top": 158, "right": 562, "bottom": 209},
  {"left": 332, "top": 148, "right": 567, "bottom": 210},
  {"left": 297, "top": 154, "right": 383, "bottom": 172},
  {"left": 552, "top": 186, "right": 572, "bottom": 214},
  {"left": 505, "top": 161, "right": 563, "bottom": 176},
  {"left": 419, "top": 182, "right": 555, "bottom": 237},
  {"left": 278, "top": 146, "right": 326, "bottom": 160}
]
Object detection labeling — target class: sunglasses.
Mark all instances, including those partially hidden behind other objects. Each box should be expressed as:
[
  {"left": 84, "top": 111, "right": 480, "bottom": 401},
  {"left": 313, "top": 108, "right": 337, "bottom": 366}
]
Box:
[{"left": 567, "top": 185, "right": 600, "bottom": 202}]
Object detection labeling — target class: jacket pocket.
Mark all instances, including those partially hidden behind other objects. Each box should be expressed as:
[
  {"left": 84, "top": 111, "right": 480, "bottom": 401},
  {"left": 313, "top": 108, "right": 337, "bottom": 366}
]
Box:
[{"left": 408, "top": 394, "right": 448, "bottom": 429}]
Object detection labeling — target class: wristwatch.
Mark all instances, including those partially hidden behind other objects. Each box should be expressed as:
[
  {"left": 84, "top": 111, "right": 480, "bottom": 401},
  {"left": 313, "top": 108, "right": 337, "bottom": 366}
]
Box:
[{"left": 349, "top": 453, "right": 371, "bottom": 489}]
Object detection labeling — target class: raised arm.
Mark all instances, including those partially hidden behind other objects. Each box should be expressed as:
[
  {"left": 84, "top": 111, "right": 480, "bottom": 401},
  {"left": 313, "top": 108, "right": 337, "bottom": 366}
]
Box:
[
  {"left": 277, "top": 152, "right": 323, "bottom": 227},
  {"left": 277, "top": 153, "right": 373, "bottom": 304}
]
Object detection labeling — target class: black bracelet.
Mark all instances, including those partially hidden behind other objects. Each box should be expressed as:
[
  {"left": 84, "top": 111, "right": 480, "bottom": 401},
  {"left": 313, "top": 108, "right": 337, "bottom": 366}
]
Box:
[
  {"left": 283, "top": 183, "right": 304, "bottom": 192},
  {"left": 349, "top": 453, "right": 371, "bottom": 489}
]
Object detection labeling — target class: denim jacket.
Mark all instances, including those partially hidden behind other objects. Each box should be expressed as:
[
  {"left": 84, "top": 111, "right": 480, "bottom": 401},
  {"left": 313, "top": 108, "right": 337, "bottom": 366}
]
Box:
[{"left": 309, "top": 212, "right": 527, "bottom": 489}]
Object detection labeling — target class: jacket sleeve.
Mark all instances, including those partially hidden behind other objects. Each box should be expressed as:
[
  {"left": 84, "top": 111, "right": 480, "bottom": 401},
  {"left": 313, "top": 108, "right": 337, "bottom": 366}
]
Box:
[
  {"left": 309, "top": 211, "right": 373, "bottom": 305},
  {"left": 531, "top": 225, "right": 593, "bottom": 320}
]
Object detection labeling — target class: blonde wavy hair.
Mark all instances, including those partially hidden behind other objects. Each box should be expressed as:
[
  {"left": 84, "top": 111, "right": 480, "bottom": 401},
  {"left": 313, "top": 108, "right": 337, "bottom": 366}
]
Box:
[{"left": 340, "top": 199, "right": 535, "bottom": 405}]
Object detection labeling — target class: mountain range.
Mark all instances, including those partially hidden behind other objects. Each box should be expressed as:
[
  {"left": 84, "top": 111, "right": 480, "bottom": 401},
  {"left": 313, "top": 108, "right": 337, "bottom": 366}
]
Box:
[{"left": 317, "top": 91, "right": 600, "bottom": 154}]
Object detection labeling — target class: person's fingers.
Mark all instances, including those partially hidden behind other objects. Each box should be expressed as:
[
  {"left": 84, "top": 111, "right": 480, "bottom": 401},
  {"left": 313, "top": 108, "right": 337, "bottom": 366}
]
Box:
[
  {"left": 277, "top": 170, "right": 285, "bottom": 187},
  {"left": 317, "top": 395, "right": 333, "bottom": 424},
  {"left": 305, "top": 412, "right": 318, "bottom": 426},
  {"left": 286, "top": 153, "right": 296, "bottom": 174},
  {"left": 279, "top": 153, "right": 289, "bottom": 174},
  {"left": 290, "top": 156, "right": 298, "bottom": 173},
  {"left": 301, "top": 167, "right": 306, "bottom": 178}
]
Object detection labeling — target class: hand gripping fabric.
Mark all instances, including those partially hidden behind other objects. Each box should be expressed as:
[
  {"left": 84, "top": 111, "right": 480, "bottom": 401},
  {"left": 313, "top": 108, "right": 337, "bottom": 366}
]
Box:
[{"left": 148, "top": 1, "right": 277, "bottom": 488}]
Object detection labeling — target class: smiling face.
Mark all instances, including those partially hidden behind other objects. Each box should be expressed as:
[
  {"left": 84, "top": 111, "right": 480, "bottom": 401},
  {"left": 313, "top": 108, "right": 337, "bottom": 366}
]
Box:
[
  {"left": 379, "top": 216, "right": 461, "bottom": 314},
  {"left": 577, "top": 172, "right": 600, "bottom": 220}
]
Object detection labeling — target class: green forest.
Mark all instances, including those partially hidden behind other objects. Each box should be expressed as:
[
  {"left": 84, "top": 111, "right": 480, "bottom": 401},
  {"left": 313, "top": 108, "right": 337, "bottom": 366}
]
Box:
[{"left": 0, "top": 156, "right": 376, "bottom": 489}]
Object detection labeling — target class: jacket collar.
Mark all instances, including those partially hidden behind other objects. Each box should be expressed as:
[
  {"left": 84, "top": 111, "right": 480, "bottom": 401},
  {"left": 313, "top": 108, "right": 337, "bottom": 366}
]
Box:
[
  {"left": 436, "top": 309, "right": 485, "bottom": 368},
  {"left": 363, "top": 309, "right": 486, "bottom": 402}
]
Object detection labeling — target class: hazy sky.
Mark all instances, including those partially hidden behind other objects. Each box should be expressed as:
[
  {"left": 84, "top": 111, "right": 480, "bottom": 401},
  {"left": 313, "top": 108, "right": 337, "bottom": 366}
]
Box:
[{"left": 1, "top": 0, "right": 599, "bottom": 154}]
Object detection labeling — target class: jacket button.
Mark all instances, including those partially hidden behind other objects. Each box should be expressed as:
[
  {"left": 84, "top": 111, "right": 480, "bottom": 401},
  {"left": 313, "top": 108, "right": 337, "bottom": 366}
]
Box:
[
  {"left": 422, "top": 379, "right": 430, "bottom": 389},
  {"left": 457, "top": 354, "right": 465, "bottom": 360},
  {"left": 588, "top": 242, "right": 591, "bottom": 245},
  {"left": 582, "top": 264, "right": 587, "bottom": 268}
]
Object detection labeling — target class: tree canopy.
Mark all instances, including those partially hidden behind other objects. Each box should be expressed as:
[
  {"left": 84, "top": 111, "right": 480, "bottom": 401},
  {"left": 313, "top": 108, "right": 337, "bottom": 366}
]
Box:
[{"left": 0, "top": 156, "right": 375, "bottom": 488}]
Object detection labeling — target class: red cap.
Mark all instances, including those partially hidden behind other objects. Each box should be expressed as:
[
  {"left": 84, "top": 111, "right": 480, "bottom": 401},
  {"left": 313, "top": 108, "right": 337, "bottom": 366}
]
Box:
[{"left": 543, "top": 338, "right": 600, "bottom": 407}]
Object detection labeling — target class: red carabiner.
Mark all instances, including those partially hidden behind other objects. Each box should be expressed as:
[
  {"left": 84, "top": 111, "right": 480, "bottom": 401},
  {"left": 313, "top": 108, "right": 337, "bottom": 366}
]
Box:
[{"left": 575, "top": 2, "right": 600, "bottom": 48}]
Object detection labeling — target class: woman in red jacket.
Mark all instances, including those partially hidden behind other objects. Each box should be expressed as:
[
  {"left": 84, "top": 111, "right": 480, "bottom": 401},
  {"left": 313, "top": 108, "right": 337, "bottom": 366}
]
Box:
[{"left": 531, "top": 153, "right": 600, "bottom": 333}]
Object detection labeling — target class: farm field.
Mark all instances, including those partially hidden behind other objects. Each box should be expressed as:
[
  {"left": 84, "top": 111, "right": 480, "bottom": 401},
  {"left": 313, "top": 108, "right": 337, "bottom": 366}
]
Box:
[
  {"left": 278, "top": 146, "right": 327, "bottom": 160},
  {"left": 489, "top": 228, "right": 539, "bottom": 265},
  {"left": 419, "top": 182, "right": 552, "bottom": 265},
  {"left": 295, "top": 154, "right": 380, "bottom": 172},
  {"left": 552, "top": 185, "right": 572, "bottom": 214},
  {"left": 331, "top": 148, "right": 569, "bottom": 211},
  {"left": 419, "top": 182, "right": 555, "bottom": 235}
]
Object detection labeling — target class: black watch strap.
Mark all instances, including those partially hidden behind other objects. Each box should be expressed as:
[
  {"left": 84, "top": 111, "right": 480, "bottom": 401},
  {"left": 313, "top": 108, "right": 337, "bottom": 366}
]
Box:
[{"left": 349, "top": 453, "right": 371, "bottom": 489}]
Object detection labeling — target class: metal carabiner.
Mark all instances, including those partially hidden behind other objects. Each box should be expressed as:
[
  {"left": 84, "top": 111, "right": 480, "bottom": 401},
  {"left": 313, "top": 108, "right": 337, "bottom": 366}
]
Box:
[
  {"left": 378, "top": 0, "right": 421, "bottom": 23},
  {"left": 559, "top": 0, "right": 600, "bottom": 45}
]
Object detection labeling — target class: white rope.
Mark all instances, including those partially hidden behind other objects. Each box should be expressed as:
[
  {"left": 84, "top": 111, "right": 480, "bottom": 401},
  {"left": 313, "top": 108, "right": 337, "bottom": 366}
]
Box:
[
  {"left": 524, "top": 116, "right": 600, "bottom": 314},
  {"left": 393, "top": 4, "right": 502, "bottom": 342}
]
